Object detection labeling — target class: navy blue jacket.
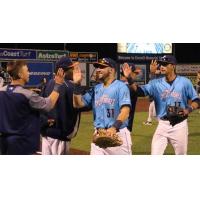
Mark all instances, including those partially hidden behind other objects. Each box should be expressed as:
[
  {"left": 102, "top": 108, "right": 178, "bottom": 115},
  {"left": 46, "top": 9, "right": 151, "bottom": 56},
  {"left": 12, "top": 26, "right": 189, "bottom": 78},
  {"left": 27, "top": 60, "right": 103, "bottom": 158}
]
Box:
[
  {"left": 40, "top": 79, "right": 81, "bottom": 141},
  {"left": 0, "top": 84, "right": 52, "bottom": 155}
]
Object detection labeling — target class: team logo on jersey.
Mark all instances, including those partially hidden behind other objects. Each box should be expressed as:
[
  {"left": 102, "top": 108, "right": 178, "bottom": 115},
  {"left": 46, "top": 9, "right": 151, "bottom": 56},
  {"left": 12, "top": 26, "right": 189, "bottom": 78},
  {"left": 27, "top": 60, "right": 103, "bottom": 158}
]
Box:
[
  {"left": 95, "top": 94, "right": 116, "bottom": 106},
  {"left": 161, "top": 89, "right": 182, "bottom": 100}
]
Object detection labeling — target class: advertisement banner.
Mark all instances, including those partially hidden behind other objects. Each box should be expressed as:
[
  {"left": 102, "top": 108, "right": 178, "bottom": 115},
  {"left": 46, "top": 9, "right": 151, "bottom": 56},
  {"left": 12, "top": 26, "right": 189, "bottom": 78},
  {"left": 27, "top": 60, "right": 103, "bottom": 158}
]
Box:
[
  {"left": 176, "top": 64, "right": 200, "bottom": 75},
  {"left": 117, "top": 53, "right": 166, "bottom": 62},
  {"left": 0, "top": 48, "right": 36, "bottom": 60},
  {"left": 69, "top": 52, "right": 98, "bottom": 62},
  {"left": 37, "top": 50, "right": 69, "bottom": 61},
  {"left": 0, "top": 48, "right": 98, "bottom": 63},
  {"left": 27, "top": 62, "right": 54, "bottom": 86}
]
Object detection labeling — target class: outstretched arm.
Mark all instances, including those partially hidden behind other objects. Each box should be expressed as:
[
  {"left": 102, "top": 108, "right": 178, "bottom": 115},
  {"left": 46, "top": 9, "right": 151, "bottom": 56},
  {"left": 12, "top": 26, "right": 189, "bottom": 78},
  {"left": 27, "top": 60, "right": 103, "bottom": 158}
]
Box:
[
  {"left": 49, "top": 68, "right": 65, "bottom": 109},
  {"left": 73, "top": 64, "right": 85, "bottom": 108},
  {"left": 122, "top": 63, "right": 137, "bottom": 91},
  {"left": 29, "top": 68, "right": 65, "bottom": 112},
  {"left": 122, "top": 63, "right": 145, "bottom": 96}
]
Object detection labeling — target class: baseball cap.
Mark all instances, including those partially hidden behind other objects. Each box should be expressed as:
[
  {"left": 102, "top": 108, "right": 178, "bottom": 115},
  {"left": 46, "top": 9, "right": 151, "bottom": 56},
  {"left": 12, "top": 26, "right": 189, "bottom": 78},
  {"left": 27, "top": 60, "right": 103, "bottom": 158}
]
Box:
[
  {"left": 93, "top": 58, "right": 117, "bottom": 69},
  {"left": 157, "top": 55, "right": 177, "bottom": 65},
  {"left": 56, "top": 56, "right": 78, "bottom": 70}
]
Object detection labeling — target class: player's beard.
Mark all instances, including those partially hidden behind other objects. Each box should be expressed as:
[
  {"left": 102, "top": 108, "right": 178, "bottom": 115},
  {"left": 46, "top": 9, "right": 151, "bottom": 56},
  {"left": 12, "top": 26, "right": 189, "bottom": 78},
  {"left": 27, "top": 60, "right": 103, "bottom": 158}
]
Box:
[{"left": 98, "top": 71, "right": 109, "bottom": 82}]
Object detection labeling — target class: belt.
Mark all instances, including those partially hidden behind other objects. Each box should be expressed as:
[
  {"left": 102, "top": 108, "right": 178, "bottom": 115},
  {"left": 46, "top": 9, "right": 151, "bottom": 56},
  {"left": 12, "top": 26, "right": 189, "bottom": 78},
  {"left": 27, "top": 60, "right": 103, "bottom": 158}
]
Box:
[{"left": 160, "top": 116, "right": 169, "bottom": 121}]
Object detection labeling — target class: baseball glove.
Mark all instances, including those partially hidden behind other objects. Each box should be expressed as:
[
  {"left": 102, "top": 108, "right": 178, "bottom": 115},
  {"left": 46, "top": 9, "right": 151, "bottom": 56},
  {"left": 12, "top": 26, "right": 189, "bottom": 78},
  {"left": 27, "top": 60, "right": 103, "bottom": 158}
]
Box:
[
  {"left": 167, "top": 105, "right": 187, "bottom": 126},
  {"left": 92, "top": 128, "right": 123, "bottom": 148}
]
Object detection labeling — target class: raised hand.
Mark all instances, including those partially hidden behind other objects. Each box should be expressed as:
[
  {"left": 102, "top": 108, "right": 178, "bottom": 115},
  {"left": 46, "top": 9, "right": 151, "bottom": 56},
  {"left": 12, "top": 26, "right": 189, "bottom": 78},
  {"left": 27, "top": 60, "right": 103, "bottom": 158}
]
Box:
[
  {"left": 54, "top": 68, "right": 65, "bottom": 85},
  {"left": 122, "top": 63, "right": 132, "bottom": 78},
  {"left": 73, "top": 63, "right": 82, "bottom": 84},
  {"left": 150, "top": 60, "right": 158, "bottom": 73}
]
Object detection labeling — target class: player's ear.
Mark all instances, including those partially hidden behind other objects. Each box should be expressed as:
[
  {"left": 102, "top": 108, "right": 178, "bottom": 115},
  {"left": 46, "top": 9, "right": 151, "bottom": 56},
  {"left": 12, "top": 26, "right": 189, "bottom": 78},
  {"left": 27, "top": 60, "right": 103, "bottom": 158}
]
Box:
[
  {"left": 109, "top": 67, "right": 114, "bottom": 73},
  {"left": 173, "top": 65, "right": 176, "bottom": 71},
  {"left": 18, "top": 72, "right": 22, "bottom": 79}
]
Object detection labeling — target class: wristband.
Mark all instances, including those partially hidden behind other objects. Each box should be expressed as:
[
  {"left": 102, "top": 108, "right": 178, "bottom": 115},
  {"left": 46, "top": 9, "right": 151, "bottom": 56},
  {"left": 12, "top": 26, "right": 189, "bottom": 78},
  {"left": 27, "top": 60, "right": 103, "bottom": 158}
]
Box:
[
  {"left": 53, "top": 83, "right": 61, "bottom": 93},
  {"left": 73, "top": 83, "right": 82, "bottom": 95},
  {"left": 127, "top": 76, "right": 135, "bottom": 85},
  {"left": 112, "top": 120, "right": 123, "bottom": 131}
]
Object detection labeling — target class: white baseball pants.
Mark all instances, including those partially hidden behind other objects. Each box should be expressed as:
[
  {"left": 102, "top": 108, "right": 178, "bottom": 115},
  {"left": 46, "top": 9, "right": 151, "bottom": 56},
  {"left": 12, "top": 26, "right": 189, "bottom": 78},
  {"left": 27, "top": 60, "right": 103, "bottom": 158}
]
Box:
[
  {"left": 151, "top": 119, "right": 188, "bottom": 155},
  {"left": 42, "top": 136, "right": 70, "bottom": 155}
]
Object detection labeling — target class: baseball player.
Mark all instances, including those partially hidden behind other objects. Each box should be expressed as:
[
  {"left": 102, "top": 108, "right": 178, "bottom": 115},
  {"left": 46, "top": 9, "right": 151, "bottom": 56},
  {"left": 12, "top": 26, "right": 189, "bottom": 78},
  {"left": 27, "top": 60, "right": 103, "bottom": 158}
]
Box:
[
  {"left": 40, "top": 57, "right": 82, "bottom": 155},
  {"left": 73, "top": 58, "right": 132, "bottom": 155},
  {"left": 0, "top": 60, "right": 65, "bottom": 155},
  {"left": 123, "top": 55, "right": 200, "bottom": 155}
]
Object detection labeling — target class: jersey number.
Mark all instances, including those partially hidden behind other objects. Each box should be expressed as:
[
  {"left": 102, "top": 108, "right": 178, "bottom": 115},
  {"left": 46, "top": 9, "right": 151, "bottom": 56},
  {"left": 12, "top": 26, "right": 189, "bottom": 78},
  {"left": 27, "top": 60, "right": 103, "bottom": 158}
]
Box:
[{"left": 107, "top": 109, "right": 114, "bottom": 118}]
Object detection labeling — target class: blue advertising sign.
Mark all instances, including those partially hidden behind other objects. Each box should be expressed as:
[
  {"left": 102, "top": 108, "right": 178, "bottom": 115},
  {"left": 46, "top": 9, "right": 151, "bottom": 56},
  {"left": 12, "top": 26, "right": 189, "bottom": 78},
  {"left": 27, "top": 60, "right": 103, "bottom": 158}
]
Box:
[
  {"left": 27, "top": 62, "right": 54, "bottom": 86},
  {"left": 0, "top": 48, "right": 36, "bottom": 60}
]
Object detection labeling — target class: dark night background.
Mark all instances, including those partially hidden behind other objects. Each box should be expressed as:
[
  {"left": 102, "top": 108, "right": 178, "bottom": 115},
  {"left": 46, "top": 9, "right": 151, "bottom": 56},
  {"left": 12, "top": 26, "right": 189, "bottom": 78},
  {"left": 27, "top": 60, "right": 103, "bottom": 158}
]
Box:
[{"left": 0, "top": 43, "right": 200, "bottom": 63}]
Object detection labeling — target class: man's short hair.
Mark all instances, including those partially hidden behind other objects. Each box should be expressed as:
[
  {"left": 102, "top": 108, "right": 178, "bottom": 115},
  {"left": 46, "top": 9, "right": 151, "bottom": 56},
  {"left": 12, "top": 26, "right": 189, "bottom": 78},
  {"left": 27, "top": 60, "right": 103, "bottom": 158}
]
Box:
[{"left": 7, "top": 60, "right": 27, "bottom": 80}]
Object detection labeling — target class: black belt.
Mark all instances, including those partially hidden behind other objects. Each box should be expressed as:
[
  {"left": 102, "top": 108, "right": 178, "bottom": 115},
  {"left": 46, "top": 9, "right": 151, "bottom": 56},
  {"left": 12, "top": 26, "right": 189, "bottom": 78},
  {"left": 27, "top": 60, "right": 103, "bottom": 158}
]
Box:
[
  {"left": 160, "top": 116, "right": 169, "bottom": 121},
  {"left": 160, "top": 115, "right": 187, "bottom": 126}
]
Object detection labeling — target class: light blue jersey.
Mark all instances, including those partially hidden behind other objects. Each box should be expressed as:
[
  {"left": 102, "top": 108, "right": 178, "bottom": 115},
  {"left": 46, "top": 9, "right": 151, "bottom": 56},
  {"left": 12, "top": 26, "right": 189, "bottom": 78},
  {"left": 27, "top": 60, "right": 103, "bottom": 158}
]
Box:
[
  {"left": 82, "top": 80, "right": 131, "bottom": 129},
  {"left": 141, "top": 76, "right": 199, "bottom": 118}
]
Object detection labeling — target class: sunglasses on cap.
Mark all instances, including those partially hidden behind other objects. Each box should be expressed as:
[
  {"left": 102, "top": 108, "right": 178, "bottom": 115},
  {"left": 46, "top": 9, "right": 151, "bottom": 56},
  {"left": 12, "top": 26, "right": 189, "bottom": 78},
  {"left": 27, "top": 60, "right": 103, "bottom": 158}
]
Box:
[{"left": 160, "top": 62, "right": 169, "bottom": 67}]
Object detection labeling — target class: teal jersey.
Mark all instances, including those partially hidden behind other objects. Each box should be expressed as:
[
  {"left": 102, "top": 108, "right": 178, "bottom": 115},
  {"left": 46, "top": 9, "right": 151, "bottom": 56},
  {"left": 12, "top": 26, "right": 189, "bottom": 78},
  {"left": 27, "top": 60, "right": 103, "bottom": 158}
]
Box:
[
  {"left": 141, "top": 76, "right": 198, "bottom": 118},
  {"left": 82, "top": 80, "right": 131, "bottom": 129}
]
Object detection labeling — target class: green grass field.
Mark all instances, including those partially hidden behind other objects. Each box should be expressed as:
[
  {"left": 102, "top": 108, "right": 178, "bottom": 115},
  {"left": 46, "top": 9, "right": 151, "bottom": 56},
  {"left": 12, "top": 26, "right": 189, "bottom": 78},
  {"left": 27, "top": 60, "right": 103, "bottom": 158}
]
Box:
[{"left": 70, "top": 110, "right": 200, "bottom": 155}]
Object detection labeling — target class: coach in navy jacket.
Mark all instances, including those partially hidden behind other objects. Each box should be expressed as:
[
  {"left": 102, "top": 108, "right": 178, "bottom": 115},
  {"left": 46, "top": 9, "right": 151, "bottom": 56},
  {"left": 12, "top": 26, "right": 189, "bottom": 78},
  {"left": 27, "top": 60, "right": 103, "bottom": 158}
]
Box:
[
  {"left": 41, "top": 57, "right": 82, "bottom": 155},
  {"left": 0, "top": 60, "right": 64, "bottom": 155}
]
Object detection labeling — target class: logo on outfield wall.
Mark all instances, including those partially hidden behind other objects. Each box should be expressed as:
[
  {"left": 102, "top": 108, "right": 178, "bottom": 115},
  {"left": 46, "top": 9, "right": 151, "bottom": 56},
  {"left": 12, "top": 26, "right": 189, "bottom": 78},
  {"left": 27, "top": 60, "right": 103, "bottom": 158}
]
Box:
[
  {"left": 0, "top": 48, "right": 98, "bottom": 63},
  {"left": 176, "top": 64, "right": 200, "bottom": 74},
  {"left": 27, "top": 62, "right": 54, "bottom": 86},
  {"left": 69, "top": 52, "right": 98, "bottom": 62},
  {"left": 0, "top": 49, "right": 36, "bottom": 60},
  {"left": 37, "top": 50, "right": 69, "bottom": 60},
  {"left": 117, "top": 53, "right": 165, "bottom": 62}
]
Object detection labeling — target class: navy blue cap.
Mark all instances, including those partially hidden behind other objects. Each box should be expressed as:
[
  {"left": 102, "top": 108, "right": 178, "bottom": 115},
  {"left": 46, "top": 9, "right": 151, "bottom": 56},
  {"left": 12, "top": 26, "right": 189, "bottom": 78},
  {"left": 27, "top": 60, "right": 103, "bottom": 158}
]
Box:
[
  {"left": 93, "top": 58, "right": 117, "bottom": 69},
  {"left": 158, "top": 55, "right": 177, "bottom": 65},
  {"left": 56, "top": 56, "right": 76, "bottom": 70}
]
